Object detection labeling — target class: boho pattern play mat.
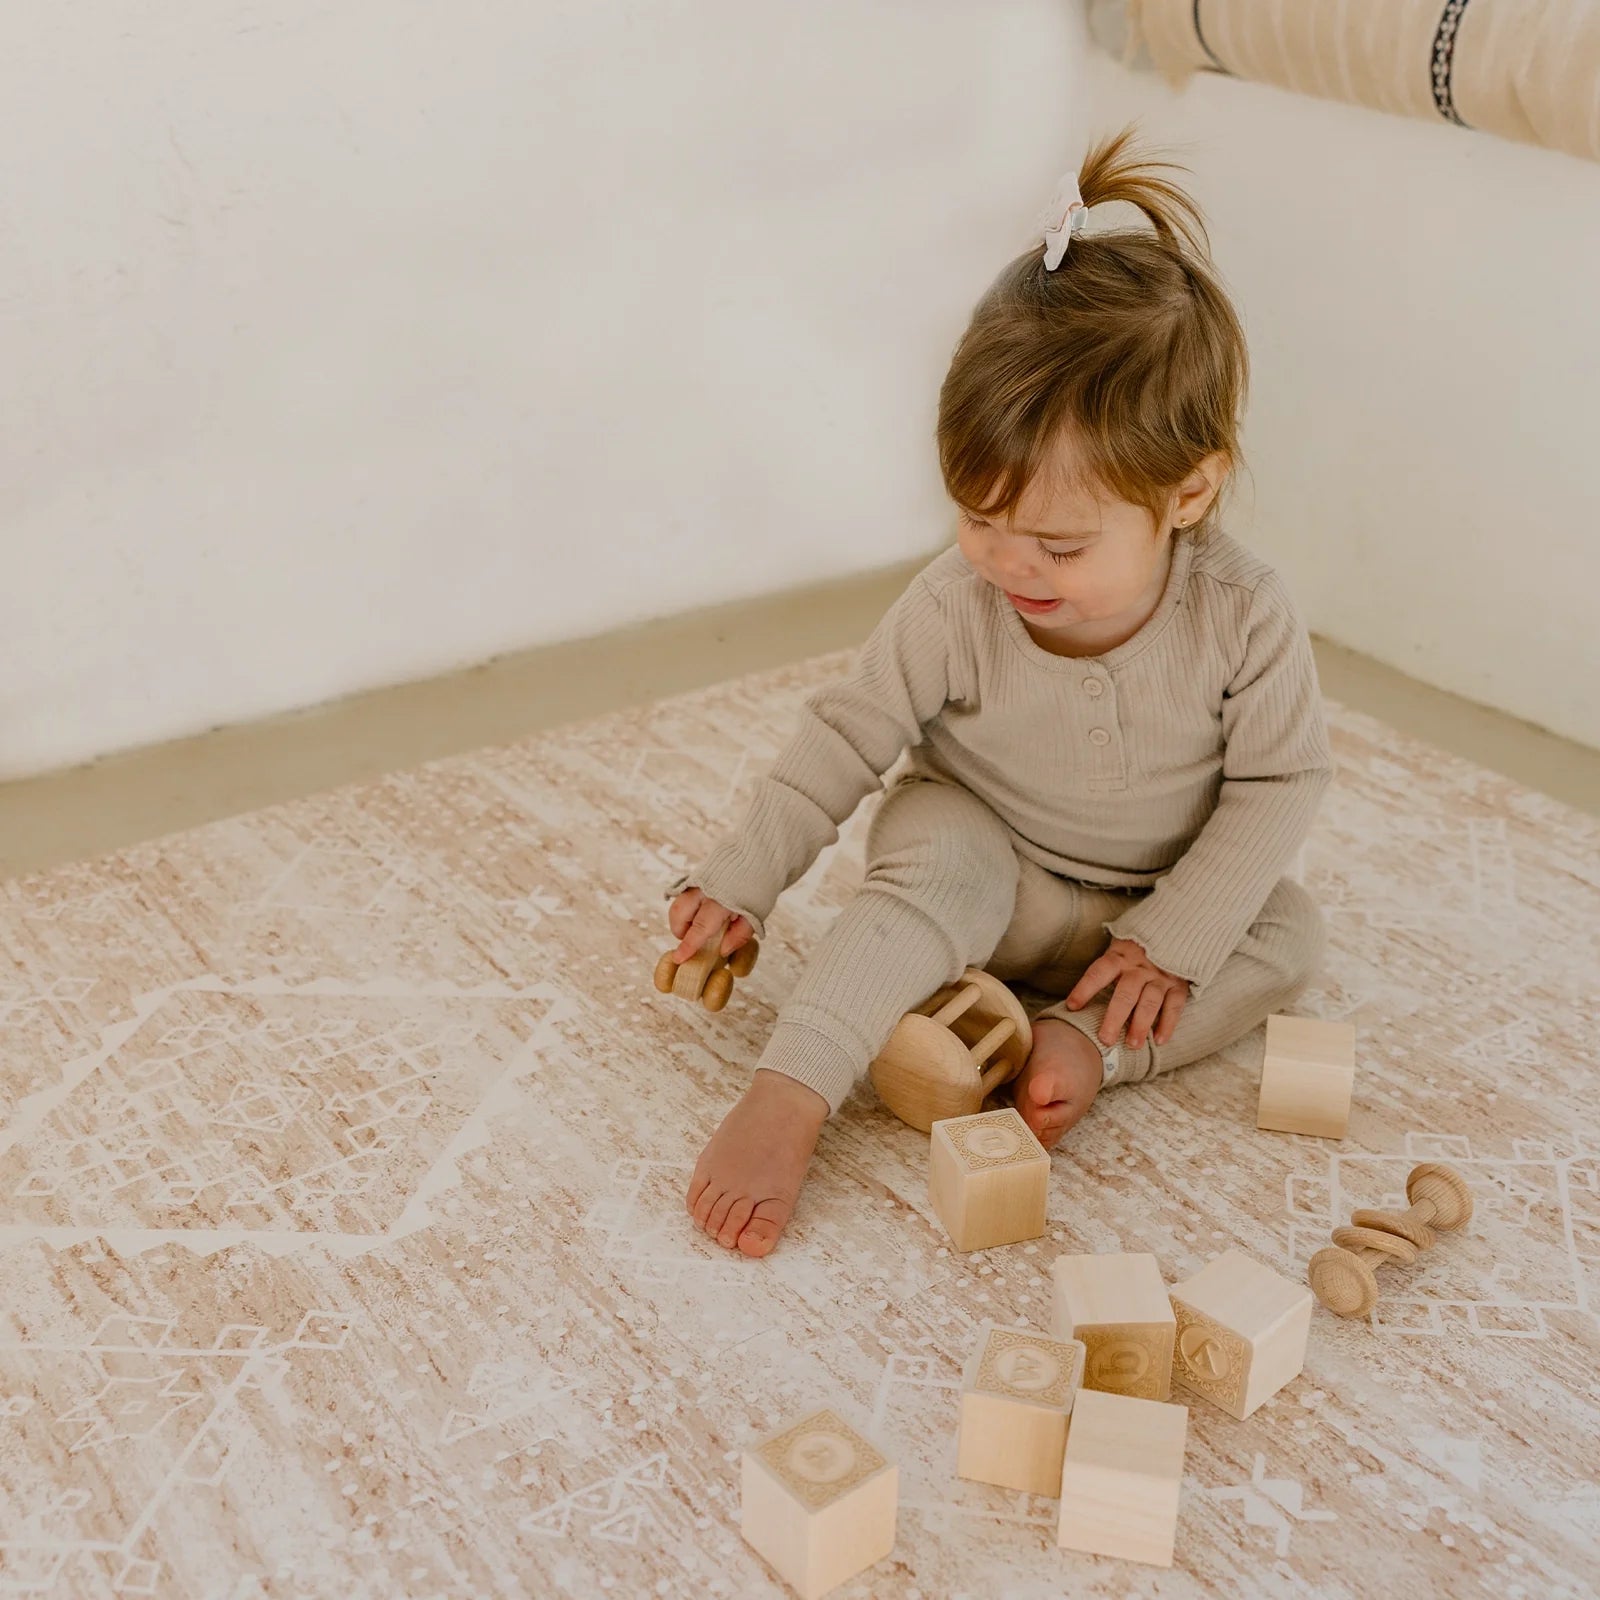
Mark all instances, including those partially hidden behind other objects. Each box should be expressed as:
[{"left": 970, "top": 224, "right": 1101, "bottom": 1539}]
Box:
[{"left": 1, "top": 651, "right": 1597, "bottom": 1599}]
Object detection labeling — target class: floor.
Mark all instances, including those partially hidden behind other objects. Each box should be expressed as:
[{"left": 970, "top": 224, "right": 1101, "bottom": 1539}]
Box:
[
  {"left": 2, "top": 556, "right": 1598, "bottom": 880},
  {"left": 1, "top": 643, "right": 1595, "bottom": 1598}
]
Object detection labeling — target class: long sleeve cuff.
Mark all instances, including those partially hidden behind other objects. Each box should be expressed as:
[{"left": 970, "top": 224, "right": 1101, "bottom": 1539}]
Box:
[
  {"left": 656, "top": 864, "right": 768, "bottom": 947},
  {"left": 1031, "top": 998, "right": 1159, "bottom": 1086},
  {"left": 1105, "top": 767, "right": 1330, "bottom": 991}
]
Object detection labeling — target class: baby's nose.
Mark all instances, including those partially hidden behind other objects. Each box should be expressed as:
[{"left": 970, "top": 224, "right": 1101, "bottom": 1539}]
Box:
[{"left": 995, "top": 552, "right": 1040, "bottom": 587}]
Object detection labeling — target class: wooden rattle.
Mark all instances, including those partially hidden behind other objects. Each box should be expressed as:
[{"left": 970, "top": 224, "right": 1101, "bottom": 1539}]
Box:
[
  {"left": 653, "top": 935, "right": 759, "bottom": 1014},
  {"left": 868, "top": 968, "right": 1032, "bottom": 1133},
  {"left": 1308, "top": 1161, "right": 1474, "bottom": 1318}
]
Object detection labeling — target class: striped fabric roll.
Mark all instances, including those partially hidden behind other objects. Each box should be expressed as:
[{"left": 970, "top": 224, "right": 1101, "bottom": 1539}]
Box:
[{"left": 1119, "top": 0, "right": 1600, "bottom": 164}]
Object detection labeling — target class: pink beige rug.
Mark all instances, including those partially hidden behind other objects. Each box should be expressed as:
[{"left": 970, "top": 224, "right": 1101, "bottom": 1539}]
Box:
[{"left": 1, "top": 652, "right": 1598, "bottom": 1599}]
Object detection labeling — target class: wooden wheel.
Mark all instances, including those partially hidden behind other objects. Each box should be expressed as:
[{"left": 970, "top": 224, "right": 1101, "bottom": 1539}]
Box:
[
  {"left": 1308, "top": 1245, "right": 1380, "bottom": 1317},
  {"left": 1407, "top": 1163, "right": 1473, "bottom": 1230},
  {"left": 1332, "top": 1225, "right": 1418, "bottom": 1265},
  {"left": 702, "top": 968, "right": 734, "bottom": 1012},
  {"left": 1351, "top": 1208, "right": 1435, "bottom": 1252}
]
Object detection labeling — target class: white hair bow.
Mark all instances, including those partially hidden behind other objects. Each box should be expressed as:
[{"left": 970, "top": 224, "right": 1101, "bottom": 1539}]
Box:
[{"left": 1038, "top": 172, "right": 1089, "bottom": 271}]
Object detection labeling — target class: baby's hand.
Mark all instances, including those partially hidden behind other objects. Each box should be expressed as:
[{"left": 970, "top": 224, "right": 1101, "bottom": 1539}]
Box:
[
  {"left": 668, "top": 886, "right": 753, "bottom": 966},
  {"left": 1063, "top": 937, "right": 1190, "bottom": 1050}
]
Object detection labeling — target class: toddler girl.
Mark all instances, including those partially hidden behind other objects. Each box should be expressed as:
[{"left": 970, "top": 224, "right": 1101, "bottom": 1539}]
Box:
[{"left": 664, "top": 128, "right": 1331, "bottom": 1258}]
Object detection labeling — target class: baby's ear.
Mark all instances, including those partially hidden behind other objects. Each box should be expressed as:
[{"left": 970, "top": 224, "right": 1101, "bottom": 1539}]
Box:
[{"left": 1174, "top": 452, "right": 1230, "bottom": 526}]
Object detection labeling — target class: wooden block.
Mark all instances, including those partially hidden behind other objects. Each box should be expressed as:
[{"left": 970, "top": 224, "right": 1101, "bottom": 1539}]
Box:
[
  {"left": 1257, "top": 1013, "right": 1356, "bottom": 1138},
  {"left": 1168, "top": 1249, "right": 1314, "bottom": 1420},
  {"left": 1050, "top": 1252, "right": 1176, "bottom": 1401},
  {"left": 928, "top": 1108, "right": 1049, "bottom": 1253},
  {"left": 741, "top": 1408, "right": 897, "bottom": 1600},
  {"left": 1057, "top": 1388, "right": 1188, "bottom": 1567},
  {"left": 956, "top": 1322, "right": 1087, "bottom": 1495}
]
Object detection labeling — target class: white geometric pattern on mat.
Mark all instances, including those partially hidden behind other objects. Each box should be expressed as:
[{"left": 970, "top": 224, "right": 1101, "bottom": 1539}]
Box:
[
  {"left": 582, "top": 1157, "right": 749, "bottom": 1288},
  {"left": 0, "top": 1310, "right": 353, "bottom": 1598},
  {"left": 0, "top": 977, "right": 578, "bottom": 1257},
  {"left": 1314, "top": 815, "right": 1516, "bottom": 929},
  {"left": 239, "top": 842, "right": 426, "bottom": 920},
  {"left": 523, "top": 1452, "right": 669, "bottom": 1544},
  {"left": 0, "top": 660, "right": 1597, "bottom": 1598},
  {"left": 1202, "top": 1453, "right": 1339, "bottom": 1557}
]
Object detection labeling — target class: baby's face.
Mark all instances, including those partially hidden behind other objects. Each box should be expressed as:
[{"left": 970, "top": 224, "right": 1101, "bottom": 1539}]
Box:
[{"left": 955, "top": 460, "right": 1178, "bottom": 635}]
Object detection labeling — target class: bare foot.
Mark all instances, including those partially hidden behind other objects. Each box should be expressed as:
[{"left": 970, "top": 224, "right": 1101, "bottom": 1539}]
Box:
[
  {"left": 1012, "top": 1019, "right": 1104, "bottom": 1150},
  {"left": 687, "top": 1069, "right": 829, "bottom": 1258}
]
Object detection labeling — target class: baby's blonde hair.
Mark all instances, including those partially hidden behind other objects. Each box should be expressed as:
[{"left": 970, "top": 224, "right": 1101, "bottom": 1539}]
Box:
[{"left": 937, "top": 126, "right": 1248, "bottom": 536}]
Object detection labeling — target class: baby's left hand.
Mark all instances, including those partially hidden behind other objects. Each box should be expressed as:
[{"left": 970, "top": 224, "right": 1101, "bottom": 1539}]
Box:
[{"left": 1064, "top": 937, "right": 1190, "bottom": 1050}]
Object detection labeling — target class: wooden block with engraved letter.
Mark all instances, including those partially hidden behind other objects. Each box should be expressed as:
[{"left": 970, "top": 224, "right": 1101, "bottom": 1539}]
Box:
[
  {"left": 928, "top": 1108, "right": 1049, "bottom": 1253},
  {"left": 1050, "top": 1251, "right": 1176, "bottom": 1401},
  {"left": 1168, "top": 1249, "right": 1313, "bottom": 1420},
  {"left": 740, "top": 1408, "right": 897, "bottom": 1600},
  {"left": 956, "top": 1322, "right": 1087, "bottom": 1495}
]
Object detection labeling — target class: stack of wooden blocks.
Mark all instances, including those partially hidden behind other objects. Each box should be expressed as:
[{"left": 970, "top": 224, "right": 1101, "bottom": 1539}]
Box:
[
  {"left": 743, "top": 1211, "right": 1315, "bottom": 1589},
  {"left": 742, "top": 1139, "right": 1318, "bottom": 1587},
  {"left": 738, "top": 1011, "right": 1351, "bottom": 1595}
]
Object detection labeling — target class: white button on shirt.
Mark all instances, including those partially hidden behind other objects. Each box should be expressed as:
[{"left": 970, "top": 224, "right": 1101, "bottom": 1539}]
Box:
[
  {"left": 1084, "top": 677, "right": 1105, "bottom": 697},
  {"left": 1088, "top": 727, "right": 1111, "bottom": 746}
]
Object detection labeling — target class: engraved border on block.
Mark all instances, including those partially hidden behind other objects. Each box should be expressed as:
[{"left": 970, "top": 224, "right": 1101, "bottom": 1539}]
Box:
[
  {"left": 757, "top": 1409, "right": 886, "bottom": 1510},
  {"left": 973, "top": 1327, "right": 1083, "bottom": 1408},
  {"left": 1080, "top": 1324, "right": 1167, "bottom": 1399},
  {"left": 1170, "top": 1302, "right": 1248, "bottom": 1410},
  {"left": 944, "top": 1109, "right": 1042, "bottom": 1172}
]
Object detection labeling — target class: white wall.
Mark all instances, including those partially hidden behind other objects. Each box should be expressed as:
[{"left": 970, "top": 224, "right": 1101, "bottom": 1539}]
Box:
[
  {"left": 1083, "top": 55, "right": 1600, "bottom": 749},
  {"left": 0, "top": 2, "right": 1086, "bottom": 779}
]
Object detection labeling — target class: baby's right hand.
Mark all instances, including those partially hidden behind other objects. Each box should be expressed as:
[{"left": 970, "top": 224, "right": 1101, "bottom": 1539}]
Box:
[{"left": 668, "top": 887, "right": 753, "bottom": 966}]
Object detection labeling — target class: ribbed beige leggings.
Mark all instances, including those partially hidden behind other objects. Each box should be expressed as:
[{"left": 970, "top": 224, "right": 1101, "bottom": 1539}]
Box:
[{"left": 759, "top": 775, "right": 1324, "bottom": 1114}]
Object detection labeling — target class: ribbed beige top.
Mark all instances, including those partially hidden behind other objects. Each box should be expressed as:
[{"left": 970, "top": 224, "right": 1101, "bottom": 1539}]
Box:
[{"left": 667, "top": 531, "right": 1332, "bottom": 991}]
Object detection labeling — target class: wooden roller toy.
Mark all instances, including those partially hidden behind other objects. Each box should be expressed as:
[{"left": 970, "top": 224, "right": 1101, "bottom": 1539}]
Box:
[
  {"left": 653, "top": 936, "right": 759, "bottom": 1014},
  {"left": 868, "top": 968, "right": 1032, "bottom": 1133},
  {"left": 1308, "top": 1161, "right": 1474, "bottom": 1318}
]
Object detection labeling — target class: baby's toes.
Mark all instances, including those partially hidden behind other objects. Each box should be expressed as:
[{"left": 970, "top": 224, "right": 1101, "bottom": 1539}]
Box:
[
  {"left": 1032, "top": 1108, "right": 1071, "bottom": 1150},
  {"left": 1018, "top": 1093, "right": 1064, "bottom": 1143},
  {"left": 716, "top": 1197, "right": 756, "bottom": 1250},
  {"left": 704, "top": 1189, "right": 738, "bottom": 1240},
  {"left": 737, "top": 1200, "right": 791, "bottom": 1258},
  {"left": 691, "top": 1180, "right": 725, "bottom": 1232},
  {"left": 1027, "top": 1067, "right": 1062, "bottom": 1107}
]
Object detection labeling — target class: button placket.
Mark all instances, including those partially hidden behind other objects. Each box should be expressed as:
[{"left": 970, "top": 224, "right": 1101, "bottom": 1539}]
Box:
[{"left": 1081, "top": 674, "right": 1126, "bottom": 791}]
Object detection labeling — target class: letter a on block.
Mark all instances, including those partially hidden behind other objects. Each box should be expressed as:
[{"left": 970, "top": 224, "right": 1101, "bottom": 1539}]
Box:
[{"left": 1168, "top": 1249, "right": 1313, "bottom": 1420}]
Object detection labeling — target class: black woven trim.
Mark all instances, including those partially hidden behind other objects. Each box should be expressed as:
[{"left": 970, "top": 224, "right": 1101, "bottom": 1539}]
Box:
[
  {"left": 1191, "top": 0, "right": 1229, "bottom": 73},
  {"left": 1431, "top": 0, "right": 1474, "bottom": 127}
]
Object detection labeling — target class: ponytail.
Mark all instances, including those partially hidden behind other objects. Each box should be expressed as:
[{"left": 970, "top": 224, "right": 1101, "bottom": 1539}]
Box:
[{"left": 1077, "top": 126, "right": 1211, "bottom": 261}]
